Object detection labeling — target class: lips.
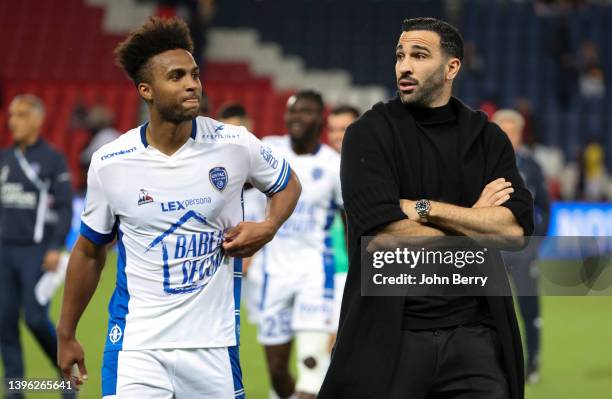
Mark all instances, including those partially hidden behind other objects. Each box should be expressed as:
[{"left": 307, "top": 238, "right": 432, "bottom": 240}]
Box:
[
  {"left": 398, "top": 79, "right": 417, "bottom": 91},
  {"left": 183, "top": 97, "right": 200, "bottom": 107}
]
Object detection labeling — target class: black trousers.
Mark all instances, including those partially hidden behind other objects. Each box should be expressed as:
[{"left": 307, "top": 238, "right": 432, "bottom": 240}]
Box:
[
  {"left": 389, "top": 324, "right": 509, "bottom": 399},
  {"left": 504, "top": 251, "right": 541, "bottom": 369},
  {"left": 0, "top": 243, "right": 64, "bottom": 399}
]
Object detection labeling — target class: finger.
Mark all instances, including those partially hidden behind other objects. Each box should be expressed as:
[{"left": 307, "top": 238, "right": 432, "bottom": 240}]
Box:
[
  {"left": 224, "top": 225, "right": 241, "bottom": 240},
  {"left": 494, "top": 188, "right": 514, "bottom": 199},
  {"left": 486, "top": 178, "right": 506, "bottom": 187},
  {"left": 494, "top": 194, "right": 511, "bottom": 206},
  {"left": 60, "top": 362, "right": 73, "bottom": 380},
  {"left": 222, "top": 236, "right": 244, "bottom": 251},
  {"left": 486, "top": 181, "right": 512, "bottom": 194},
  {"left": 77, "top": 359, "right": 88, "bottom": 382}
]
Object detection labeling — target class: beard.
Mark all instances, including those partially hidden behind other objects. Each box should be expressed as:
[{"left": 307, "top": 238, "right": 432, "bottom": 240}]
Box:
[
  {"left": 398, "top": 63, "right": 446, "bottom": 107},
  {"left": 157, "top": 100, "right": 199, "bottom": 124}
]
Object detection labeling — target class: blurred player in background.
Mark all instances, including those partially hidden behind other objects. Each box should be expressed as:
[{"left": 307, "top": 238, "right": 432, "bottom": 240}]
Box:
[
  {"left": 493, "top": 109, "right": 550, "bottom": 384},
  {"left": 56, "top": 17, "right": 300, "bottom": 399},
  {"left": 0, "top": 94, "right": 73, "bottom": 398},
  {"left": 326, "top": 105, "right": 360, "bottom": 154},
  {"left": 325, "top": 105, "right": 359, "bottom": 352},
  {"left": 218, "top": 102, "right": 253, "bottom": 132},
  {"left": 245, "top": 90, "right": 343, "bottom": 399}
]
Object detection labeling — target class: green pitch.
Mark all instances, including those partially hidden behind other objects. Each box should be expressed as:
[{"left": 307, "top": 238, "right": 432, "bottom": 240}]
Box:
[{"left": 1, "top": 254, "right": 611, "bottom": 398}]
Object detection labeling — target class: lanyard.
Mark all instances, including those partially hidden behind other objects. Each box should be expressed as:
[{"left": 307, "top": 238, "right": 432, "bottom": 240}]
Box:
[{"left": 14, "top": 148, "right": 49, "bottom": 243}]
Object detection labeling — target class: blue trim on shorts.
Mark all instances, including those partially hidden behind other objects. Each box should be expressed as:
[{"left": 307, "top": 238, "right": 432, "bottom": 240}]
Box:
[
  {"left": 228, "top": 346, "right": 245, "bottom": 398},
  {"left": 101, "top": 350, "right": 120, "bottom": 397},
  {"left": 323, "top": 199, "right": 336, "bottom": 299},
  {"left": 105, "top": 227, "right": 130, "bottom": 351},
  {"left": 102, "top": 226, "right": 129, "bottom": 396},
  {"left": 233, "top": 257, "right": 242, "bottom": 344}
]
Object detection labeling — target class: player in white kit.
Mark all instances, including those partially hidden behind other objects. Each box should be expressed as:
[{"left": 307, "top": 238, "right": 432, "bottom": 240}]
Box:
[
  {"left": 245, "top": 91, "right": 343, "bottom": 399},
  {"left": 56, "top": 17, "right": 301, "bottom": 399}
]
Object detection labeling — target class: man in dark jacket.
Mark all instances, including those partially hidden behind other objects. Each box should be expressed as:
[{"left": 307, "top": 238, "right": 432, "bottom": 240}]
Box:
[
  {"left": 493, "top": 109, "right": 550, "bottom": 385},
  {"left": 0, "top": 94, "right": 73, "bottom": 397},
  {"left": 319, "top": 18, "right": 534, "bottom": 399}
]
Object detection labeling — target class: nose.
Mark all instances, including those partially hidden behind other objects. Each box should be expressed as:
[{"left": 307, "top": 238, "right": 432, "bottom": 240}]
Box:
[
  {"left": 398, "top": 58, "right": 413, "bottom": 76},
  {"left": 186, "top": 75, "right": 201, "bottom": 92}
]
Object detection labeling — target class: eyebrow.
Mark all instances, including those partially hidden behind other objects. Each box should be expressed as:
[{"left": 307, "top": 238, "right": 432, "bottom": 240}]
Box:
[
  {"left": 411, "top": 45, "right": 431, "bottom": 53},
  {"left": 166, "top": 66, "right": 199, "bottom": 77},
  {"left": 396, "top": 44, "right": 404, "bottom": 51}
]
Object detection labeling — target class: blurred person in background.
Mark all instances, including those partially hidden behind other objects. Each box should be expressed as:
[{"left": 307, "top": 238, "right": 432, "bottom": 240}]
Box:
[
  {"left": 493, "top": 109, "right": 551, "bottom": 385},
  {"left": 199, "top": 90, "right": 212, "bottom": 117},
  {"left": 578, "top": 137, "right": 607, "bottom": 201},
  {"left": 0, "top": 94, "right": 73, "bottom": 398},
  {"left": 80, "top": 102, "right": 120, "bottom": 170},
  {"left": 246, "top": 90, "right": 343, "bottom": 399},
  {"left": 217, "top": 102, "right": 253, "bottom": 131},
  {"left": 324, "top": 105, "right": 358, "bottom": 353},
  {"left": 155, "top": 0, "right": 216, "bottom": 65},
  {"left": 513, "top": 97, "right": 540, "bottom": 147},
  {"left": 579, "top": 65, "right": 606, "bottom": 100},
  {"left": 326, "top": 105, "right": 359, "bottom": 154}
]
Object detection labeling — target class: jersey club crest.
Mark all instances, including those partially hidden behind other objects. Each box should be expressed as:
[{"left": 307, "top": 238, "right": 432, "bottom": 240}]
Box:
[{"left": 209, "top": 166, "right": 228, "bottom": 191}]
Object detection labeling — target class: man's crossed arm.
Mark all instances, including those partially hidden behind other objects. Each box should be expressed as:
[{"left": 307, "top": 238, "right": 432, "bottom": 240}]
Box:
[{"left": 380, "top": 178, "right": 522, "bottom": 238}]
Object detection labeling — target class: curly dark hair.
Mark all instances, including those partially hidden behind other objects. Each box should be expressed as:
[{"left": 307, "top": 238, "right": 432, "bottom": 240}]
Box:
[{"left": 114, "top": 16, "right": 194, "bottom": 84}]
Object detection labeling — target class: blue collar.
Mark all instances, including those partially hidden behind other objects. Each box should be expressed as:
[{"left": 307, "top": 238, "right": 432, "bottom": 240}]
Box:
[{"left": 140, "top": 119, "right": 197, "bottom": 147}]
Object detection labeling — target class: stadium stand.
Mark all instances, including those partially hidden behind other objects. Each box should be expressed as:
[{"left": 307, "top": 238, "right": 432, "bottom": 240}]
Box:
[{"left": 1, "top": 0, "right": 610, "bottom": 198}]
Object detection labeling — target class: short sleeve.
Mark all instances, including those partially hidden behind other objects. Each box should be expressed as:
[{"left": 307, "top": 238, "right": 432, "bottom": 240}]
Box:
[
  {"left": 246, "top": 132, "right": 291, "bottom": 197},
  {"left": 80, "top": 162, "right": 117, "bottom": 245}
]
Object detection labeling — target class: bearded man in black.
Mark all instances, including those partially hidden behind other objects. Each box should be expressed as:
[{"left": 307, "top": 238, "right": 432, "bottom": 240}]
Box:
[{"left": 319, "top": 18, "right": 534, "bottom": 399}]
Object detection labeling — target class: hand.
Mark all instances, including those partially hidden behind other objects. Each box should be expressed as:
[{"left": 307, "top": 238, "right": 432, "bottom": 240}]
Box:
[
  {"left": 42, "top": 250, "right": 61, "bottom": 272},
  {"left": 473, "top": 178, "right": 514, "bottom": 208},
  {"left": 222, "top": 220, "right": 277, "bottom": 257},
  {"left": 399, "top": 199, "right": 419, "bottom": 221},
  {"left": 58, "top": 335, "right": 88, "bottom": 389}
]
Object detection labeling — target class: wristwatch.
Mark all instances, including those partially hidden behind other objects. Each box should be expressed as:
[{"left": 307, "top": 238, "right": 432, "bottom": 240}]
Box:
[{"left": 415, "top": 199, "right": 431, "bottom": 222}]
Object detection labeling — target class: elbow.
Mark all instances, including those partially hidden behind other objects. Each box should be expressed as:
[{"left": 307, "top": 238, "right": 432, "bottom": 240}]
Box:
[
  {"left": 290, "top": 170, "right": 302, "bottom": 199},
  {"left": 507, "top": 223, "right": 524, "bottom": 237},
  {"left": 501, "top": 224, "right": 526, "bottom": 249}
]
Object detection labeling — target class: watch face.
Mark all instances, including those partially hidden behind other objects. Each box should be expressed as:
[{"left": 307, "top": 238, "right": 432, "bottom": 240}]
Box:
[{"left": 416, "top": 200, "right": 430, "bottom": 216}]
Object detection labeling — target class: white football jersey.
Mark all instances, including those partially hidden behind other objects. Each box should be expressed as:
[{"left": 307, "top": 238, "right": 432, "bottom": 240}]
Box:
[
  {"left": 251, "top": 136, "right": 342, "bottom": 277},
  {"left": 80, "top": 117, "right": 291, "bottom": 351}
]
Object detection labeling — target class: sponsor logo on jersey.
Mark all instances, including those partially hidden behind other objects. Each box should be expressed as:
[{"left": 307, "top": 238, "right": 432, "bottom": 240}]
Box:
[
  {"left": 137, "top": 189, "right": 154, "bottom": 206},
  {"left": 260, "top": 146, "right": 279, "bottom": 169},
  {"left": 100, "top": 147, "right": 137, "bottom": 161},
  {"left": 146, "top": 211, "right": 225, "bottom": 294},
  {"left": 312, "top": 167, "right": 323, "bottom": 180},
  {"left": 161, "top": 197, "right": 212, "bottom": 212},
  {"left": 209, "top": 166, "right": 228, "bottom": 191}
]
